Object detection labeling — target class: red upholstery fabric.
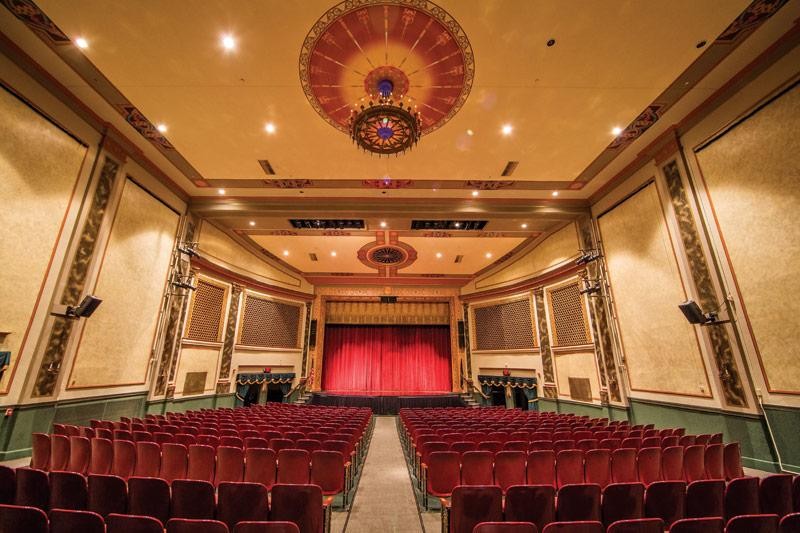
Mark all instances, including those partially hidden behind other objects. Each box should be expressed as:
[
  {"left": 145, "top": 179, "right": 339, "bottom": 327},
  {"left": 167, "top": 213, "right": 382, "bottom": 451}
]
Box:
[
  {"left": 780, "top": 513, "right": 800, "bottom": 533},
  {"left": 128, "top": 476, "right": 170, "bottom": 526},
  {"left": 611, "top": 449, "right": 637, "bottom": 483},
  {"left": 636, "top": 448, "right": 662, "bottom": 485},
  {"left": 505, "top": 485, "right": 555, "bottom": 532},
  {"left": 687, "top": 480, "right": 725, "bottom": 519},
  {"left": 0, "top": 503, "right": 48, "bottom": 533},
  {"left": 644, "top": 481, "right": 686, "bottom": 528},
  {"left": 450, "top": 485, "right": 503, "bottom": 533},
  {"left": 0, "top": 467, "right": 13, "bottom": 506},
  {"left": 244, "top": 448, "right": 278, "bottom": 490},
  {"left": 50, "top": 509, "right": 105, "bottom": 533},
  {"left": 106, "top": 513, "right": 164, "bottom": 533},
  {"left": 661, "top": 446, "right": 684, "bottom": 481},
  {"left": 584, "top": 449, "right": 611, "bottom": 488},
  {"left": 160, "top": 443, "right": 188, "bottom": 483},
  {"left": 683, "top": 445, "right": 706, "bottom": 482},
  {"left": 726, "top": 514, "right": 779, "bottom": 533},
  {"left": 187, "top": 445, "right": 216, "bottom": 483},
  {"left": 217, "top": 482, "right": 269, "bottom": 530},
  {"left": 472, "top": 522, "right": 537, "bottom": 533},
  {"left": 88, "top": 438, "right": 113, "bottom": 476},
  {"left": 310, "top": 450, "right": 345, "bottom": 495},
  {"left": 670, "top": 517, "right": 724, "bottom": 533},
  {"left": 704, "top": 444, "right": 724, "bottom": 480},
  {"left": 605, "top": 518, "right": 663, "bottom": 533},
  {"left": 527, "top": 451, "right": 556, "bottom": 486},
  {"left": 461, "top": 451, "right": 494, "bottom": 486},
  {"left": 270, "top": 484, "right": 324, "bottom": 533},
  {"left": 133, "top": 442, "right": 161, "bottom": 478},
  {"left": 88, "top": 474, "right": 127, "bottom": 518},
  {"left": 234, "top": 522, "right": 302, "bottom": 533},
  {"left": 761, "top": 475, "right": 794, "bottom": 518},
  {"left": 49, "top": 471, "right": 88, "bottom": 511},
  {"left": 215, "top": 446, "right": 245, "bottom": 487},
  {"left": 277, "top": 449, "right": 311, "bottom": 485},
  {"left": 601, "top": 483, "right": 645, "bottom": 528},
  {"left": 427, "top": 451, "right": 460, "bottom": 497},
  {"left": 166, "top": 518, "right": 230, "bottom": 533},
  {"left": 51, "top": 434, "right": 70, "bottom": 472},
  {"left": 30, "top": 434, "right": 50, "bottom": 471},
  {"left": 541, "top": 521, "right": 603, "bottom": 533},
  {"left": 112, "top": 440, "right": 136, "bottom": 480},
  {"left": 557, "top": 484, "right": 601, "bottom": 522},
  {"left": 556, "top": 450, "right": 585, "bottom": 488},
  {"left": 725, "top": 476, "right": 760, "bottom": 521},
  {"left": 171, "top": 479, "right": 216, "bottom": 520},
  {"left": 723, "top": 443, "right": 745, "bottom": 481},
  {"left": 495, "top": 451, "right": 526, "bottom": 493},
  {"left": 14, "top": 467, "right": 48, "bottom": 510}
]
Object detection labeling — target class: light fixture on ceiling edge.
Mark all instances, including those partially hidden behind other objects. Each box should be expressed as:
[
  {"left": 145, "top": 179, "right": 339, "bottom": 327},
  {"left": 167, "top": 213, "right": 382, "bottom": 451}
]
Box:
[{"left": 349, "top": 78, "right": 421, "bottom": 156}]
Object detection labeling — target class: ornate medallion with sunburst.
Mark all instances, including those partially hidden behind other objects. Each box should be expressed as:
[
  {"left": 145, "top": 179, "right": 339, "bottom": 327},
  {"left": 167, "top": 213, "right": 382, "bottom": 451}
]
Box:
[{"left": 299, "top": 0, "right": 474, "bottom": 155}]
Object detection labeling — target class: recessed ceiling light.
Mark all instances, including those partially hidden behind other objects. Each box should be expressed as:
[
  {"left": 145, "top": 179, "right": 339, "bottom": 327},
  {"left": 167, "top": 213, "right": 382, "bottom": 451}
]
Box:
[
  {"left": 546, "top": 38, "right": 556, "bottom": 47},
  {"left": 471, "top": 190, "right": 479, "bottom": 197},
  {"left": 221, "top": 34, "right": 236, "bottom": 51},
  {"left": 485, "top": 252, "right": 493, "bottom": 259},
  {"left": 612, "top": 126, "right": 623, "bottom": 136},
  {"left": 217, "top": 188, "right": 226, "bottom": 195},
  {"left": 501, "top": 124, "right": 513, "bottom": 136},
  {"left": 282, "top": 250, "right": 289, "bottom": 257},
  {"left": 249, "top": 220, "right": 256, "bottom": 226},
  {"left": 379, "top": 221, "right": 387, "bottom": 228},
  {"left": 521, "top": 223, "right": 528, "bottom": 229},
  {"left": 696, "top": 40, "right": 707, "bottom": 49},
  {"left": 74, "top": 37, "right": 89, "bottom": 49},
  {"left": 436, "top": 252, "right": 443, "bottom": 259},
  {"left": 466, "top": 129, "right": 474, "bottom": 136},
  {"left": 552, "top": 191, "right": 559, "bottom": 197},
  {"left": 156, "top": 123, "right": 168, "bottom": 133},
  {"left": 264, "top": 122, "right": 276, "bottom": 134},
  {"left": 330, "top": 251, "right": 337, "bottom": 257},
  {"left": 454, "top": 222, "right": 461, "bottom": 228}
]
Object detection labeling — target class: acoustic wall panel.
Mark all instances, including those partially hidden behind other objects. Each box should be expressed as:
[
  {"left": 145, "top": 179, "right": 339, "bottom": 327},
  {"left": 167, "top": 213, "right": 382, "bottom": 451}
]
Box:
[
  {"left": 473, "top": 298, "right": 536, "bottom": 351},
  {"left": 0, "top": 88, "right": 87, "bottom": 394},
  {"left": 68, "top": 179, "right": 178, "bottom": 388},
  {"left": 547, "top": 281, "right": 590, "bottom": 347},
  {"left": 599, "top": 182, "right": 710, "bottom": 397},
  {"left": 185, "top": 279, "right": 227, "bottom": 343},
  {"left": 696, "top": 83, "right": 800, "bottom": 394},
  {"left": 238, "top": 295, "right": 302, "bottom": 349}
]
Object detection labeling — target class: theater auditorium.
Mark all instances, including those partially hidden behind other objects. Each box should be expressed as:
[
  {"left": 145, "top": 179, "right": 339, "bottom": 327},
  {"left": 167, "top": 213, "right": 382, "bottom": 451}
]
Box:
[{"left": 1, "top": 1, "right": 799, "bottom": 532}]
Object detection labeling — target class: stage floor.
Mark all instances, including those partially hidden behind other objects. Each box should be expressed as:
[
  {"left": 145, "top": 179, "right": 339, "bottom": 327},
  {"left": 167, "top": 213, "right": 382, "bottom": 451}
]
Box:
[
  {"left": 311, "top": 391, "right": 464, "bottom": 414},
  {"left": 320, "top": 390, "right": 453, "bottom": 396}
]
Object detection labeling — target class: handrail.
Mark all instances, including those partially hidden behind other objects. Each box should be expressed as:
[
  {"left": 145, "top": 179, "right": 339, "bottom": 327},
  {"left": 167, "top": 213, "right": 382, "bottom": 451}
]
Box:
[
  {"left": 284, "top": 377, "right": 308, "bottom": 399},
  {"left": 462, "top": 376, "right": 489, "bottom": 400}
]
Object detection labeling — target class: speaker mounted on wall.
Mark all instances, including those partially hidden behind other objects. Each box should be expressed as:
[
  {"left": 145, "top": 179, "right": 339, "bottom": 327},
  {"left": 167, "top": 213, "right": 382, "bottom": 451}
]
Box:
[
  {"left": 457, "top": 320, "right": 466, "bottom": 349},
  {"left": 308, "top": 319, "right": 317, "bottom": 348}
]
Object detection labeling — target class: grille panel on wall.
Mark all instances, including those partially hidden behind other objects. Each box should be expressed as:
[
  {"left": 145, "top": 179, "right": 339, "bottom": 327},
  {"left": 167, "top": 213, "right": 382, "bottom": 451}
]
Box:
[
  {"left": 548, "top": 282, "right": 590, "bottom": 346},
  {"left": 473, "top": 298, "right": 536, "bottom": 351},
  {"left": 185, "top": 280, "right": 226, "bottom": 342},
  {"left": 238, "top": 295, "right": 302, "bottom": 348}
]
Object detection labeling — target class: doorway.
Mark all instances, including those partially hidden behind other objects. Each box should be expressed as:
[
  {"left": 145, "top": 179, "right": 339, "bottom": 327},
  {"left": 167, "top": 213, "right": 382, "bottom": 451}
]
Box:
[
  {"left": 490, "top": 385, "right": 506, "bottom": 407},
  {"left": 243, "top": 383, "right": 261, "bottom": 407},
  {"left": 513, "top": 387, "right": 529, "bottom": 411},
  {"left": 266, "top": 382, "right": 284, "bottom": 403}
]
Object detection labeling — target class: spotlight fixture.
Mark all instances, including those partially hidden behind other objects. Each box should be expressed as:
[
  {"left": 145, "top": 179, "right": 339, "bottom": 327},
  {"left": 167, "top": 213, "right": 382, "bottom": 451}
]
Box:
[
  {"left": 466, "top": 129, "right": 474, "bottom": 136},
  {"left": 50, "top": 295, "right": 103, "bottom": 319},
  {"left": 579, "top": 276, "right": 602, "bottom": 296},
  {"left": 575, "top": 249, "right": 602, "bottom": 266},
  {"left": 552, "top": 191, "right": 559, "bottom": 197},
  {"left": 485, "top": 252, "right": 492, "bottom": 259},
  {"left": 176, "top": 242, "right": 199, "bottom": 257},
  {"left": 170, "top": 272, "right": 197, "bottom": 291},
  {"left": 330, "top": 251, "right": 337, "bottom": 257},
  {"left": 74, "top": 37, "right": 89, "bottom": 49},
  {"left": 282, "top": 250, "right": 289, "bottom": 257},
  {"left": 679, "top": 299, "right": 731, "bottom": 326}
]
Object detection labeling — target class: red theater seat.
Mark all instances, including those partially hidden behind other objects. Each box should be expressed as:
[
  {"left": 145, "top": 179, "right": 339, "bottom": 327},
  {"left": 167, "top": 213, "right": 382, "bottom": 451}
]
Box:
[
  {"left": 449, "top": 485, "right": 503, "bottom": 533},
  {"left": 505, "top": 485, "right": 555, "bottom": 532},
  {"left": 687, "top": 480, "right": 724, "bottom": 519},
  {"left": 171, "top": 479, "right": 216, "bottom": 520},
  {"left": 49, "top": 470, "right": 88, "bottom": 511},
  {"left": 726, "top": 514, "right": 779, "bottom": 533},
  {"left": 128, "top": 476, "right": 171, "bottom": 526},
  {"left": 14, "top": 467, "right": 48, "bottom": 511},
  {"left": 107, "top": 513, "right": 165, "bottom": 533},
  {"left": 30, "top": 434, "right": 50, "bottom": 471},
  {"left": 644, "top": 481, "right": 686, "bottom": 529},
  {"left": 270, "top": 484, "right": 324, "bottom": 533},
  {"left": 217, "top": 482, "right": 269, "bottom": 530},
  {"left": 166, "top": 518, "right": 230, "bottom": 533},
  {"left": 494, "top": 451, "right": 526, "bottom": 493},
  {"left": 0, "top": 503, "right": 48, "bottom": 533},
  {"left": 605, "top": 518, "right": 663, "bottom": 533},
  {"left": 556, "top": 484, "right": 601, "bottom": 522},
  {"left": 541, "top": 522, "right": 603, "bottom": 533},
  {"left": 50, "top": 509, "right": 105, "bottom": 533},
  {"left": 461, "top": 451, "right": 494, "bottom": 486},
  {"left": 88, "top": 474, "right": 127, "bottom": 517},
  {"left": 601, "top": 483, "right": 645, "bottom": 528},
  {"left": 234, "top": 522, "right": 301, "bottom": 533},
  {"left": 670, "top": 517, "right": 724, "bottom": 533},
  {"left": 472, "top": 522, "right": 537, "bottom": 533}
]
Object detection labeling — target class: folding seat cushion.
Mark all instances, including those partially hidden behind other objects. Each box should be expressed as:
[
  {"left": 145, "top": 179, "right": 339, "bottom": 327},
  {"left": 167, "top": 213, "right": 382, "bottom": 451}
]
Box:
[
  {"left": 527, "top": 451, "right": 556, "bottom": 486},
  {"left": 761, "top": 475, "right": 795, "bottom": 518},
  {"left": 217, "top": 482, "right": 269, "bottom": 529},
  {"left": 426, "top": 451, "right": 461, "bottom": 498},
  {"left": 644, "top": 481, "right": 686, "bottom": 529},
  {"left": 494, "top": 451, "right": 526, "bottom": 493},
  {"left": 270, "top": 484, "right": 323, "bottom": 533},
  {"left": 669, "top": 517, "right": 725, "bottom": 533},
  {"left": 0, "top": 503, "right": 48, "bottom": 533},
  {"left": 726, "top": 514, "right": 780, "bottom": 533},
  {"left": 661, "top": 446, "right": 684, "bottom": 481},
  {"left": 49, "top": 471, "right": 88, "bottom": 511},
  {"left": 176, "top": 434, "right": 198, "bottom": 447},
  {"left": 87, "top": 437, "right": 113, "bottom": 476},
  {"left": 611, "top": 448, "right": 637, "bottom": 483},
  {"left": 171, "top": 479, "right": 216, "bottom": 520},
  {"left": 277, "top": 449, "right": 311, "bottom": 485},
  {"left": 134, "top": 441, "right": 161, "bottom": 478},
  {"left": 245, "top": 448, "right": 278, "bottom": 490},
  {"left": 780, "top": 514, "right": 800, "bottom": 533},
  {"left": 704, "top": 444, "right": 724, "bottom": 480},
  {"left": 14, "top": 467, "right": 49, "bottom": 510},
  {"left": 583, "top": 449, "right": 610, "bottom": 488},
  {"left": 187, "top": 444, "right": 216, "bottom": 483},
  {"left": 636, "top": 448, "right": 662, "bottom": 485},
  {"left": 541, "top": 521, "right": 603, "bottom": 533},
  {"left": 686, "top": 480, "right": 725, "bottom": 519},
  {"left": 451, "top": 441, "right": 478, "bottom": 456},
  {"left": 556, "top": 484, "right": 601, "bottom": 522},
  {"left": 269, "top": 439, "right": 294, "bottom": 454},
  {"left": 0, "top": 467, "right": 13, "bottom": 506},
  {"left": 725, "top": 476, "right": 760, "bottom": 521},
  {"left": 576, "top": 440, "right": 598, "bottom": 453},
  {"left": 601, "top": 483, "right": 645, "bottom": 527},
  {"left": 723, "top": 443, "right": 745, "bottom": 481},
  {"left": 106, "top": 513, "right": 165, "bottom": 533},
  {"left": 661, "top": 436, "right": 680, "bottom": 448},
  {"left": 599, "top": 439, "right": 620, "bottom": 451},
  {"left": 556, "top": 450, "right": 585, "bottom": 488},
  {"left": 51, "top": 434, "right": 71, "bottom": 471},
  {"left": 472, "top": 522, "right": 537, "bottom": 533},
  {"left": 88, "top": 474, "right": 127, "bottom": 517},
  {"left": 605, "top": 518, "right": 664, "bottom": 533},
  {"left": 553, "top": 440, "right": 576, "bottom": 454},
  {"left": 160, "top": 443, "right": 189, "bottom": 483},
  {"left": 50, "top": 509, "right": 105, "bottom": 533},
  {"left": 166, "top": 518, "right": 230, "bottom": 533},
  {"left": 221, "top": 436, "right": 244, "bottom": 449},
  {"left": 216, "top": 446, "right": 245, "bottom": 487},
  {"left": 461, "top": 451, "right": 494, "bottom": 486},
  {"left": 505, "top": 441, "right": 529, "bottom": 452},
  {"left": 128, "top": 476, "right": 171, "bottom": 526},
  {"left": 505, "top": 485, "right": 556, "bottom": 531},
  {"left": 30, "top": 433, "right": 50, "bottom": 471},
  {"left": 477, "top": 441, "right": 503, "bottom": 454},
  {"left": 449, "top": 485, "right": 503, "bottom": 533}
]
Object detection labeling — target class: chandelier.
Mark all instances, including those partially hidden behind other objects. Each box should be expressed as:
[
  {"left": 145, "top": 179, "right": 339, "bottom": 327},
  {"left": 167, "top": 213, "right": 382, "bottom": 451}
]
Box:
[{"left": 348, "top": 79, "right": 421, "bottom": 157}]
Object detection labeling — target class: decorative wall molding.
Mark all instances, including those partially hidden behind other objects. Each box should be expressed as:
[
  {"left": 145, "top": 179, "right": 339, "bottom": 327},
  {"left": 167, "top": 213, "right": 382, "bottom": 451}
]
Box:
[{"left": 216, "top": 284, "right": 243, "bottom": 394}]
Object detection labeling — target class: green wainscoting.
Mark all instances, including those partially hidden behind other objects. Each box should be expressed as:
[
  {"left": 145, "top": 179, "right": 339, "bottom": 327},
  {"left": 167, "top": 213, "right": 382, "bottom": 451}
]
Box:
[
  {"left": 539, "top": 398, "right": 629, "bottom": 422},
  {"left": 761, "top": 403, "right": 800, "bottom": 473},
  {"left": 0, "top": 392, "right": 235, "bottom": 460}
]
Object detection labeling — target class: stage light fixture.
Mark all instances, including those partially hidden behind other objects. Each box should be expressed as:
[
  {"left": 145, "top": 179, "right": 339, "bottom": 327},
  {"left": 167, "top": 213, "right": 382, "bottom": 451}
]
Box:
[
  {"left": 575, "top": 249, "right": 602, "bottom": 266},
  {"left": 176, "top": 242, "right": 199, "bottom": 257},
  {"left": 679, "top": 299, "right": 731, "bottom": 326},
  {"left": 50, "top": 295, "right": 103, "bottom": 319}
]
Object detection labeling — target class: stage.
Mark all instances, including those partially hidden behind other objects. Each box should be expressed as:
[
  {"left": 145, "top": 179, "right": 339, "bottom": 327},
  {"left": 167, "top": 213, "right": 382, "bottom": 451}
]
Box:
[{"left": 310, "top": 392, "right": 464, "bottom": 415}]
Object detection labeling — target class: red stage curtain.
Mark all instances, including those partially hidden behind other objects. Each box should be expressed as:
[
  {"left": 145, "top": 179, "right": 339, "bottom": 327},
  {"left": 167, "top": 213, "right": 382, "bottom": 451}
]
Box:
[{"left": 321, "top": 325, "right": 452, "bottom": 394}]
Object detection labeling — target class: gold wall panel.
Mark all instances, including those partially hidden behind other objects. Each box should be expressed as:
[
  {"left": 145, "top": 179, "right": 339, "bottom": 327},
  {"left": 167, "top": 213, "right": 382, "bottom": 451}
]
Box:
[
  {"left": 197, "top": 221, "right": 309, "bottom": 291},
  {"left": 68, "top": 180, "right": 178, "bottom": 388},
  {"left": 473, "top": 223, "right": 580, "bottom": 291},
  {"left": 326, "top": 301, "right": 450, "bottom": 325},
  {"left": 696, "top": 84, "right": 800, "bottom": 394},
  {"left": 175, "top": 345, "right": 220, "bottom": 395},
  {"left": 554, "top": 350, "right": 599, "bottom": 401},
  {"left": 0, "top": 88, "right": 87, "bottom": 394},
  {"left": 599, "top": 183, "right": 710, "bottom": 397}
]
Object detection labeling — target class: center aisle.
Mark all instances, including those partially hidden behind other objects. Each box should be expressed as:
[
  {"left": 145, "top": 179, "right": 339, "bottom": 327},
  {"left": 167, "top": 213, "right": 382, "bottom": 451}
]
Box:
[{"left": 344, "top": 416, "right": 424, "bottom": 532}]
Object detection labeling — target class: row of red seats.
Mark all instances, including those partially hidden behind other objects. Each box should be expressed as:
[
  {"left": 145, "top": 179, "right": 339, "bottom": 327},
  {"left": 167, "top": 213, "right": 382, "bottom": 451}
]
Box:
[
  {"left": 419, "top": 445, "right": 744, "bottom": 499},
  {"left": 469, "top": 515, "right": 800, "bottom": 532},
  {"left": 0, "top": 477, "right": 323, "bottom": 531},
  {"left": 436, "top": 477, "right": 800, "bottom": 533}
]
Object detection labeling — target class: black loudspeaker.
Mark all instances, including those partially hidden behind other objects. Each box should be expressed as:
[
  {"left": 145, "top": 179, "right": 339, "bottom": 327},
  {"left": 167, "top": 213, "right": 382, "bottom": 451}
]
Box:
[
  {"left": 308, "top": 320, "right": 317, "bottom": 347},
  {"left": 457, "top": 320, "right": 465, "bottom": 349}
]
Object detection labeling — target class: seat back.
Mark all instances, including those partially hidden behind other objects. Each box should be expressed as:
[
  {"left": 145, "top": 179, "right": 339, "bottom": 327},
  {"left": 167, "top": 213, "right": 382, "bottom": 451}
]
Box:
[
  {"left": 30, "top": 434, "right": 50, "bottom": 471},
  {"left": 128, "top": 476, "right": 171, "bottom": 526},
  {"left": 611, "top": 449, "right": 637, "bottom": 483},
  {"left": 187, "top": 444, "right": 216, "bottom": 483},
  {"left": 661, "top": 446, "right": 684, "bottom": 481},
  {"left": 134, "top": 441, "right": 161, "bottom": 478},
  {"left": 725, "top": 476, "right": 760, "bottom": 521},
  {"left": 310, "top": 450, "right": 345, "bottom": 495},
  {"left": 426, "top": 451, "right": 460, "bottom": 497},
  {"left": 760, "top": 474, "right": 794, "bottom": 518},
  {"left": 687, "top": 480, "right": 724, "bottom": 519},
  {"left": 234, "top": 521, "right": 301, "bottom": 532},
  {"left": 584, "top": 449, "right": 611, "bottom": 488},
  {"left": 644, "top": 480, "right": 686, "bottom": 529},
  {"left": 88, "top": 474, "right": 127, "bottom": 517},
  {"left": 160, "top": 443, "right": 188, "bottom": 483},
  {"left": 270, "top": 484, "right": 323, "bottom": 533},
  {"left": 277, "top": 449, "right": 311, "bottom": 485},
  {"left": 637, "top": 448, "right": 662, "bottom": 485},
  {"left": 166, "top": 518, "right": 230, "bottom": 533},
  {"left": 88, "top": 438, "right": 113, "bottom": 476},
  {"left": 50, "top": 509, "right": 105, "bottom": 533},
  {"left": 244, "top": 447, "right": 278, "bottom": 490},
  {"left": 106, "top": 513, "right": 164, "bottom": 533},
  {"left": 723, "top": 443, "right": 745, "bottom": 481},
  {"left": 51, "top": 434, "right": 70, "bottom": 471},
  {"left": 556, "top": 450, "right": 585, "bottom": 488},
  {"left": 14, "top": 467, "right": 49, "bottom": 510},
  {"left": 112, "top": 440, "right": 136, "bottom": 480},
  {"left": 704, "top": 444, "right": 724, "bottom": 480},
  {"left": 606, "top": 518, "right": 664, "bottom": 533},
  {"left": 541, "top": 520, "right": 603, "bottom": 532},
  {"left": 494, "top": 451, "right": 526, "bottom": 493},
  {"left": 461, "top": 451, "right": 494, "bottom": 486},
  {"left": 726, "top": 514, "right": 780, "bottom": 533},
  {"left": 217, "top": 482, "right": 269, "bottom": 529},
  {"left": 669, "top": 517, "right": 724, "bottom": 533},
  {"left": 527, "top": 450, "right": 556, "bottom": 486},
  {"left": 601, "top": 482, "right": 645, "bottom": 528},
  {"left": 472, "top": 522, "right": 537, "bottom": 533},
  {"left": 556, "top": 483, "right": 601, "bottom": 522},
  {"left": 215, "top": 446, "right": 245, "bottom": 486},
  {"left": 49, "top": 470, "right": 88, "bottom": 511},
  {"left": 780, "top": 514, "right": 800, "bottom": 533},
  {"left": 171, "top": 479, "right": 216, "bottom": 520},
  {"left": 683, "top": 445, "right": 706, "bottom": 482},
  {"left": 0, "top": 467, "right": 13, "bottom": 506},
  {"left": 0, "top": 503, "right": 48, "bottom": 533},
  {"left": 450, "top": 485, "right": 503, "bottom": 533}
]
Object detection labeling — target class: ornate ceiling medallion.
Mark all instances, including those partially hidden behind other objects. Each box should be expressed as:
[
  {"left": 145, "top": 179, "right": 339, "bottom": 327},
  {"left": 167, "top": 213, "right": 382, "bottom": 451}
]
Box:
[
  {"left": 300, "top": 0, "right": 474, "bottom": 155},
  {"left": 368, "top": 246, "right": 406, "bottom": 265}
]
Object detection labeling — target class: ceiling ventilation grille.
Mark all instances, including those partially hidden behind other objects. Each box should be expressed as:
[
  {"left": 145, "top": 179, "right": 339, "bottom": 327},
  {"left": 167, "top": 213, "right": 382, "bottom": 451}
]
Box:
[
  {"left": 501, "top": 161, "right": 519, "bottom": 177},
  {"left": 258, "top": 160, "right": 276, "bottom": 175},
  {"left": 454, "top": 255, "right": 464, "bottom": 264},
  {"left": 411, "top": 220, "right": 487, "bottom": 231},
  {"left": 290, "top": 219, "right": 365, "bottom": 229},
  {"left": 309, "top": 253, "right": 318, "bottom": 262}
]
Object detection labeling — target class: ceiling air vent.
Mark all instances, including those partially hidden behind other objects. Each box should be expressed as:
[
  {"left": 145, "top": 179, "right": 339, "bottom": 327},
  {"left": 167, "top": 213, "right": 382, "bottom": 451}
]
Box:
[
  {"left": 411, "top": 220, "right": 487, "bottom": 231},
  {"left": 309, "top": 253, "right": 318, "bottom": 262},
  {"left": 258, "top": 159, "right": 276, "bottom": 175},
  {"left": 454, "top": 255, "right": 464, "bottom": 264},
  {"left": 501, "top": 161, "right": 519, "bottom": 177},
  {"left": 289, "top": 219, "right": 365, "bottom": 230}
]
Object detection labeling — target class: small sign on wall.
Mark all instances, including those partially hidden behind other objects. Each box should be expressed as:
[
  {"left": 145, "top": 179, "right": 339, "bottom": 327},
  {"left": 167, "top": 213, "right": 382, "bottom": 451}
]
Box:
[{"left": 183, "top": 371, "right": 207, "bottom": 395}]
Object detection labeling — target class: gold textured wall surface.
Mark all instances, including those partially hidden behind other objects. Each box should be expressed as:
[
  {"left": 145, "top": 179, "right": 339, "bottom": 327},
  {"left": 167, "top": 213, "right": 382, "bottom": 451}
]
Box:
[
  {"left": 67, "top": 179, "right": 178, "bottom": 389},
  {"left": 174, "top": 345, "right": 220, "bottom": 396},
  {"left": 599, "top": 183, "right": 711, "bottom": 397},
  {"left": 326, "top": 301, "right": 450, "bottom": 325},
  {"left": 469, "top": 223, "right": 580, "bottom": 292},
  {"left": 695, "top": 84, "right": 800, "bottom": 394},
  {"left": 196, "top": 221, "right": 311, "bottom": 293},
  {"left": 0, "top": 88, "right": 87, "bottom": 394},
  {"left": 554, "top": 351, "right": 600, "bottom": 401}
]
